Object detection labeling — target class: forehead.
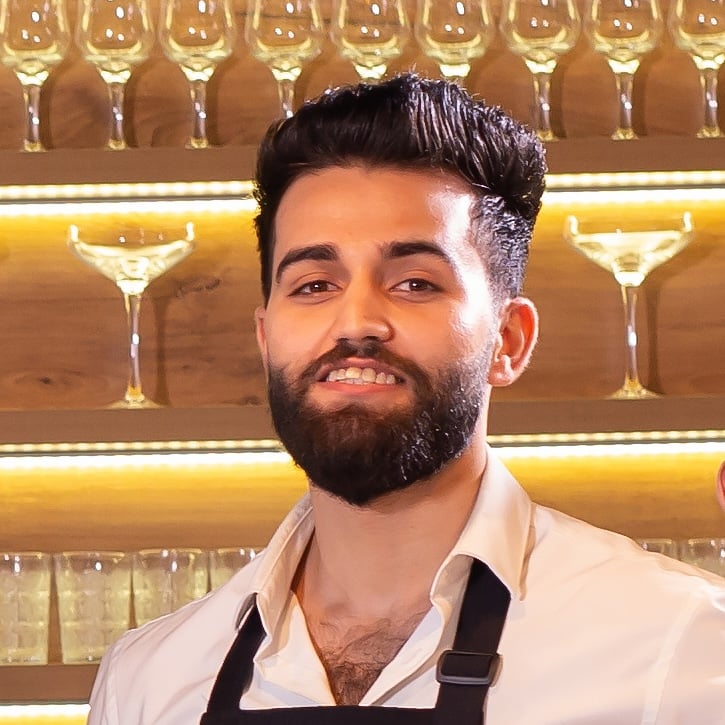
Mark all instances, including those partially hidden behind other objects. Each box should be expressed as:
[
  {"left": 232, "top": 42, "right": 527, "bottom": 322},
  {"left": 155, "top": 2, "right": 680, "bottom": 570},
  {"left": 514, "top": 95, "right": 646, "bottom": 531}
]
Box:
[{"left": 272, "top": 166, "right": 477, "bottom": 264}]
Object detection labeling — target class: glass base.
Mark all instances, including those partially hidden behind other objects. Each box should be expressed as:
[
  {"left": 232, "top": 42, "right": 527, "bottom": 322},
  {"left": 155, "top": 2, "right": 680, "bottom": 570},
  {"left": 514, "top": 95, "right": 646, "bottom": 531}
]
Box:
[
  {"left": 612, "top": 128, "right": 638, "bottom": 141},
  {"left": 537, "top": 129, "right": 557, "bottom": 142},
  {"left": 696, "top": 126, "right": 723, "bottom": 139},
  {"left": 108, "top": 396, "right": 161, "bottom": 410},
  {"left": 609, "top": 384, "right": 659, "bottom": 400}
]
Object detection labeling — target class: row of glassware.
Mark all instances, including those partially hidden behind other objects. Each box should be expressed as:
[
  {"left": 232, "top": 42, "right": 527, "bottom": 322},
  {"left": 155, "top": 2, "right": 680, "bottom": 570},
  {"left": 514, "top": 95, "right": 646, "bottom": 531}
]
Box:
[
  {"left": 2, "top": 539, "right": 722, "bottom": 668},
  {"left": 637, "top": 537, "right": 725, "bottom": 576},
  {"left": 0, "top": 0, "right": 723, "bottom": 152},
  {"left": 0, "top": 547, "right": 259, "bottom": 666}
]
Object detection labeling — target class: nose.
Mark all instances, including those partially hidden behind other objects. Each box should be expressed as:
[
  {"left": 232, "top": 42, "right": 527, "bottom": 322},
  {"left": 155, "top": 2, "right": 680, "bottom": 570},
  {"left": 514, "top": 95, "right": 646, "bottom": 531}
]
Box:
[{"left": 329, "top": 278, "right": 393, "bottom": 344}]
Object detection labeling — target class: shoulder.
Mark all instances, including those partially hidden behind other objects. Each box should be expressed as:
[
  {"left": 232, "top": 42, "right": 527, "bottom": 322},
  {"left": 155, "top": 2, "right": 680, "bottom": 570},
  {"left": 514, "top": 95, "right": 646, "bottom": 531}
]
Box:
[
  {"left": 523, "top": 504, "right": 725, "bottom": 673},
  {"left": 529, "top": 503, "right": 725, "bottom": 603},
  {"left": 87, "top": 555, "right": 262, "bottom": 725}
]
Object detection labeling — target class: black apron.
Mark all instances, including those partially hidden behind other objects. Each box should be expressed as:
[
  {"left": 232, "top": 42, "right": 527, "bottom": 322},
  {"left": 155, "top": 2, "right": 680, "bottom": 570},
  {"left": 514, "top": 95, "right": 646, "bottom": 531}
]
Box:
[{"left": 201, "top": 559, "right": 509, "bottom": 725}]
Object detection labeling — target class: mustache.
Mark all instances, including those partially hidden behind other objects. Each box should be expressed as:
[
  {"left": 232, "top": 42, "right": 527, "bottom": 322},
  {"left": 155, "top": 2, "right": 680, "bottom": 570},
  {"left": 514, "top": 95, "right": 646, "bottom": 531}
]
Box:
[{"left": 298, "top": 339, "right": 430, "bottom": 389}]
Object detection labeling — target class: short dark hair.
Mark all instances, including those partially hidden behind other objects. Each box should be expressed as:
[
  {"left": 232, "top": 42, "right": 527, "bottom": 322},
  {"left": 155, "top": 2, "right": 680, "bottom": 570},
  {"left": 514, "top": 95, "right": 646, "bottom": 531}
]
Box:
[{"left": 254, "top": 73, "right": 546, "bottom": 304}]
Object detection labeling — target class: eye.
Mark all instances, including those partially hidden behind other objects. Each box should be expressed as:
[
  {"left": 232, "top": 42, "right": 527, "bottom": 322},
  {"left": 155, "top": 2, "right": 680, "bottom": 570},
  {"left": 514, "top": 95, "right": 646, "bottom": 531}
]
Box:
[
  {"left": 393, "top": 278, "right": 440, "bottom": 293},
  {"left": 291, "top": 279, "right": 337, "bottom": 296}
]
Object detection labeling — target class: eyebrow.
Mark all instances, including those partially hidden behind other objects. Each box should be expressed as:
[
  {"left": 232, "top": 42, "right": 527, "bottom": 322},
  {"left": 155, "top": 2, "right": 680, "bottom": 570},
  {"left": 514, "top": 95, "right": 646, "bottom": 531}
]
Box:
[
  {"left": 382, "top": 240, "right": 451, "bottom": 264},
  {"left": 275, "top": 243, "right": 338, "bottom": 284},
  {"left": 274, "top": 239, "right": 452, "bottom": 284}
]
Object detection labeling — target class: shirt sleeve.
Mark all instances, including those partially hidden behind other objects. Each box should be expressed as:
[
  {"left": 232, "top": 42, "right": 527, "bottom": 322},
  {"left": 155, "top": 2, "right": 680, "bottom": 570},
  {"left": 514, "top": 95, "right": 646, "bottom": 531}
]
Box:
[
  {"left": 86, "top": 639, "right": 122, "bottom": 725},
  {"left": 654, "top": 582, "right": 725, "bottom": 723}
]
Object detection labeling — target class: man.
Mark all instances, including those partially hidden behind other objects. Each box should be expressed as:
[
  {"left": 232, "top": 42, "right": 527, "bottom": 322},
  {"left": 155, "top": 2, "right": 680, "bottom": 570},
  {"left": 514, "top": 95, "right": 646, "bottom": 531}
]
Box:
[{"left": 88, "top": 74, "right": 725, "bottom": 724}]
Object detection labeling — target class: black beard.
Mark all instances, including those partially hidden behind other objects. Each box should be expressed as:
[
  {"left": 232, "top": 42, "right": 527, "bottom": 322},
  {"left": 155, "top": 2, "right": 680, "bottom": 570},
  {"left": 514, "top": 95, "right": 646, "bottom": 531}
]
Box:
[{"left": 266, "top": 339, "right": 489, "bottom": 506}]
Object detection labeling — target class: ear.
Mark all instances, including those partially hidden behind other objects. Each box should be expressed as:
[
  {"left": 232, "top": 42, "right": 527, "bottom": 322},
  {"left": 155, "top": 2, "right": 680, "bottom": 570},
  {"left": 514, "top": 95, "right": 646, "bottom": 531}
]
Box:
[
  {"left": 717, "top": 461, "right": 725, "bottom": 514},
  {"left": 488, "top": 297, "right": 539, "bottom": 388},
  {"left": 254, "top": 305, "right": 269, "bottom": 376}
]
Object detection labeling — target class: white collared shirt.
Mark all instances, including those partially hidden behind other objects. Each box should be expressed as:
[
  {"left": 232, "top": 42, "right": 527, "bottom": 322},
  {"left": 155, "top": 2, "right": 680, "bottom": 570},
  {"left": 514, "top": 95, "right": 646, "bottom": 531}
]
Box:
[{"left": 88, "top": 452, "right": 725, "bottom": 724}]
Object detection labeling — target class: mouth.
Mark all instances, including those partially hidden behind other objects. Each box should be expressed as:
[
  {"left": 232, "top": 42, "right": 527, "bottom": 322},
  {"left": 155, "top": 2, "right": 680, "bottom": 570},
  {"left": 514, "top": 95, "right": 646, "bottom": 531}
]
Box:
[{"left": 317, "top": 359, "right": 404, "bottom": 387}]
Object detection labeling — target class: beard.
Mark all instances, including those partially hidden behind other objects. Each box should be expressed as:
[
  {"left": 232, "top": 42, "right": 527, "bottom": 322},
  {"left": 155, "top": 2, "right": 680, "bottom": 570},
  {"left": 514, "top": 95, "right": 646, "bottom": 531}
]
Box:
[{"left": 266, "top": 338, "right": 491, "bottom": 506}]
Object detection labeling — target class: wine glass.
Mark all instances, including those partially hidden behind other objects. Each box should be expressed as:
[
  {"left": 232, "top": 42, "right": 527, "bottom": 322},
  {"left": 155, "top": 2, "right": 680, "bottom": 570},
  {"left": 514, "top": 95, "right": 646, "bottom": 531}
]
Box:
[
  {"left": 563, "top": 212, "right": 694, "bottom": 399},
  {"left": 246, "top": 0, "right": 323, "bottom": 119},
  {"left": 159, "top": 0, "right": 237, "bottom": 148},
  {"left": 67, "top": 222, "right": 196, "bottom": 408},
  {"left": 585, "top": 0, "right": 663, "bottom": 140},
  {"left": 500, "top": 0, "right": 580, "bottom": 141},
  {"left": 668, "top": 0, "right": 725, "bottom": 138},
  {"left": 0, "top": 0, "right": 70, "bottom": 152},
  {"left": 75, "top": 0, "right": 155, "bottom": 150},
  {"left": 330, "top": 0, "right": 410, "bottom": 81},
  {"left": 414, "top": 0, "right": 493, "bottom": 85}
]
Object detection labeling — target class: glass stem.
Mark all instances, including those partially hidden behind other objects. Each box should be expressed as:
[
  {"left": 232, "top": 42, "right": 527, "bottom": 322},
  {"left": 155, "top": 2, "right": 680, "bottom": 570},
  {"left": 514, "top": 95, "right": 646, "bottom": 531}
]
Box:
[
  {"left": 108, "top": 81, "right": 127, "bottom": 150},
  {"left": 620, "top": 283, "right": 645, "bottom": 395},
  {"left": 123, "top": 292, "right": 145, "bottom": 405},
  {"left": 276, "top": 78, "right": 296, "bottom": 119},
  {"left": 613, "top": 71, "right": 636, "bottom": 140},
  {"left": 189, "top": 78, "right": 209, "bottom": 149},
  {"left": 22, "top": 83, "right": 43, "bottom": 152},
  {"left": 532, "top": 71, "right": 555, "bottom": 142},
  {"left": 698, "top": 66, "right": 722, "bottom": 138}
]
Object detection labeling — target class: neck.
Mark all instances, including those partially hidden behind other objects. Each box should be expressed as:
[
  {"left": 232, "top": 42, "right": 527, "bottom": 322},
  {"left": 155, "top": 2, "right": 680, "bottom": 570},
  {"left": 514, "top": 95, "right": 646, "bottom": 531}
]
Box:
[{"left": 297, "top": 428, "right": 489, "bottom": 621}]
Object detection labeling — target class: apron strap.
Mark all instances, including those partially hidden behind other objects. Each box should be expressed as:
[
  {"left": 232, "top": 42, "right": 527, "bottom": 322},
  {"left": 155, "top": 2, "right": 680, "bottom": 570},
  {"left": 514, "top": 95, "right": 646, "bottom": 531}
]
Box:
[
  {"left": 206, "top": 559, "right": 510, "bottom": 724},
  {"left": 432, "top": 559, "right": 510, "bottom": 724},
  {"left": 206, "top": 601, "right": 266, "bottom": 711}
]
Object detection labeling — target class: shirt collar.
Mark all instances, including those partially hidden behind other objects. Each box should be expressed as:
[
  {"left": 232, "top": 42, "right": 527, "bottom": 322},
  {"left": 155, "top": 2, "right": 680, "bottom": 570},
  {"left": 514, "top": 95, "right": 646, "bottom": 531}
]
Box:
[
  {"left": 438, "top": 448, "right": 533, "bottom": 601},
  {"left": 236, "top": 446, "right": 533, "bottom": 633}
]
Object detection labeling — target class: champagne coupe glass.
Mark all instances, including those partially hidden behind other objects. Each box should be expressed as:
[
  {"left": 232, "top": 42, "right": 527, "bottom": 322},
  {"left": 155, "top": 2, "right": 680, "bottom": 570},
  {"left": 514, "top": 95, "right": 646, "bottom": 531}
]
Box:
[
  {"left": 585, "top": 0, "right": 663, "bottom": 140},
  {"left": 330, "top": 0, "right": 410, "bottom": 81},
  {"left": 0, "top": 0, "right": 70, "bottom": 152},
  {"left": 76, "top": 0, "right": 155, "bottom": 150},
  {"left": 668, "top": 0, "right": 725, "bottom": 138},
  {"left": 414, "top": 0, "right": 493, "bottom": 85},
  {"left": 563, "top": 212, "right": 694, "bottom": 399},
  {"left": 500, "top": 0, "right": 580, "bottom": 141},
  {"left": 67, "top": 222, "right": 196, "bottom": 408},
  {"left": 159, "top": 0, "right": 237, "bottom": 148},
  {"left": 246, "top": 0, "right": 323, "bottom": 119}
]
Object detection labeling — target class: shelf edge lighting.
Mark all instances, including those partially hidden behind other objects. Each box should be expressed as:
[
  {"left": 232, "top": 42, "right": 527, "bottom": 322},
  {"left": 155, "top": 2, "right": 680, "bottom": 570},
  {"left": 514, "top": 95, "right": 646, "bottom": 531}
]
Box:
[
  {"left": 0, "top": 704, "right": 89, "bottom": 721},
  {"left": 1, "top": 436, "right": 725, "bottom": 470},
  {"left": 0, "top": 170, "right": 723, "bottom": 215}
]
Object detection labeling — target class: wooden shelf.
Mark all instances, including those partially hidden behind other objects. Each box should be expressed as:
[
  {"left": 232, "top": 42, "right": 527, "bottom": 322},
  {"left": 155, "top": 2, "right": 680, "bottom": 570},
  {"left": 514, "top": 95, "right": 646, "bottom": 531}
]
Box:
[
  {"left": 0, "top": 138, "right": 724, "bottom": 191},
  {"left": 0, "top": 663, "right": 97, "bottom": 704},
  {"left": 0, "top": 397, "right": 723, "bottom": 450}
]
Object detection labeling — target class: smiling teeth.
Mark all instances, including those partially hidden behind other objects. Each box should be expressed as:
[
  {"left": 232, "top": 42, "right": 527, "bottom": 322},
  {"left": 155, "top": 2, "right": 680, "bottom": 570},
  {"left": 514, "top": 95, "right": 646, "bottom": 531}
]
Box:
[{"left": 326, "top": 367, "right": 397, "bottom": 385}]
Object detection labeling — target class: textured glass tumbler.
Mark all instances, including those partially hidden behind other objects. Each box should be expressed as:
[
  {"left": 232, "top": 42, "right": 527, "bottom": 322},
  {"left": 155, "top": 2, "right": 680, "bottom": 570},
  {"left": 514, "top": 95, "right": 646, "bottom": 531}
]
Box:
[{"left": 0, "top": 552, "right": 51, "bottom": 665}]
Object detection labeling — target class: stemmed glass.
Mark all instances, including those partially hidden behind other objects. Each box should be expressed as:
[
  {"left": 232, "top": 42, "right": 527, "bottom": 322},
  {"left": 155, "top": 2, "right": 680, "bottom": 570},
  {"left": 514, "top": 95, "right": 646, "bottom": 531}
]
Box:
[
  {"left": 76, "top": 0, "right": 155, "bottom": 150},
  {"left": 0, "top": 0, "right": 70, "bottom": 152},
  {"left": 331, "top": 0, "right": 410, "bottom": 81},
  {"left": 585, "top": 0, "right": 663, "bottom": 140},
  {"left": 414, "top": 0, "right": 493, "bottom": 85},
  {"left": 500, "top": 0, "right": 580, "bottom": 141},
  {"left": 159, "top": 0, "right": 237, "bottom": 148},
  {"left": 668, "top": 0, "right": 725, "bottom": 138},
  {"left": 67, "top": 222, "right": 196, "bottom": 409},
  {"left": 563, "top": 212, "right": 694, "bottom": 399},
  {"left": 246, "top": 0, "right": 323, "bottom": 119}
]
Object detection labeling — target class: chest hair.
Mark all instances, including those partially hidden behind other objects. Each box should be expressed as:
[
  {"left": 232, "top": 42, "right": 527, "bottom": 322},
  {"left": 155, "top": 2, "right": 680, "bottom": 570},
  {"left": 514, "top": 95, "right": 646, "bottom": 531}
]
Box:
[{"left": 307, "top": 608, "right": 430, "bottom": 706}]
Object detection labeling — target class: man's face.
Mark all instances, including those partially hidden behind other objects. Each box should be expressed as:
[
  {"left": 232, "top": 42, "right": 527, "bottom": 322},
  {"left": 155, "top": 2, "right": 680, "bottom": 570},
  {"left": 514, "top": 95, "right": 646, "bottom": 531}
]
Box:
[{"left": 255, "top": 166, "right": 507, "bottom": 505}]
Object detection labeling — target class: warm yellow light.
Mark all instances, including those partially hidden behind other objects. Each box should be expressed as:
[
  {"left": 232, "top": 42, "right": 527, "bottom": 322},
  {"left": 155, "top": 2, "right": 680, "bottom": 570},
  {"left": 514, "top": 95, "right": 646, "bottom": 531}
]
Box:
[
  {"left": 1, "top": 437, "right": 725, "bottom": 471},
  {"left": 0, "top": 704, "right": 88, "bottom": 722},
  {"left": 546, "top": 169, "right": 725, "bottom": 191},
  {"left": 544, "top": 186, "right": 725, "bottom": 207},
  {"left": 0, "top": 197, "right": 257, "bottom": 218},
  {"left": 0, "top": 180, "right": 253, "bottom": 202}
]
